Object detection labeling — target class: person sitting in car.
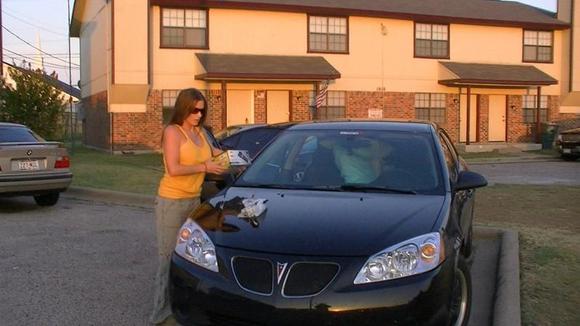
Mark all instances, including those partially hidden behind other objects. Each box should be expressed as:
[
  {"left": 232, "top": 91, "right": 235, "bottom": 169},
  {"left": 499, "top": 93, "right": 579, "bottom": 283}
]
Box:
[{"left": 320, "top": 136, "right": 391, "bottom": 184}]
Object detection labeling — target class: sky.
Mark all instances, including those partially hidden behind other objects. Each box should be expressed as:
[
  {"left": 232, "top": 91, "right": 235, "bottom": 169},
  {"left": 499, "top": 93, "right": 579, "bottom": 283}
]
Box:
[{"left": 0, "top": 0, "right": 558, "bottom": 89}]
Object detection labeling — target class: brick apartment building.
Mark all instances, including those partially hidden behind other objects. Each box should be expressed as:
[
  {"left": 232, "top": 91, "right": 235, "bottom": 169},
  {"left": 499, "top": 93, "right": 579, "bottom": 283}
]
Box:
[{"left": 70, "top": 0, "right": 580, "bottom": 152}]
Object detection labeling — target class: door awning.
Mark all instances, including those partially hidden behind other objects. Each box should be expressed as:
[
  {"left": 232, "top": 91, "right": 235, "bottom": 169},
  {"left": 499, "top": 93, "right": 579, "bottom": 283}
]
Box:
[
  {"left": 439, "top": 62, "right": 558, "bottom": 88},
  {"left": 195, "top": 53, "right": 341, "bottom": 82}
]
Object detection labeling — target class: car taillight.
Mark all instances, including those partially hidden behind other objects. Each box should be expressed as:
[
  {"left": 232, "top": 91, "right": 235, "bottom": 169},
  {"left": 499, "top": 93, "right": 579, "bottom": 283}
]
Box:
[{"left": 55, "top": 156, "right": 70, "bottom": 169}]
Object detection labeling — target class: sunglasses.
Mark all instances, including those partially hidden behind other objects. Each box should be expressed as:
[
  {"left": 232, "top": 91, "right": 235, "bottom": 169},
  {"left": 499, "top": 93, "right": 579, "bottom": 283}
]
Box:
[{"left": 189, "top": 108, "right": 206, "bottom": 115}]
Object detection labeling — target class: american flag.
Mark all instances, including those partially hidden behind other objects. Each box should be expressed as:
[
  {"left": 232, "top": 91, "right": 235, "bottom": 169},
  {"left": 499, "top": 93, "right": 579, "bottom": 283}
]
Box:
[{"left": 315, "top": 80, "right": 329, "bottom": 109}]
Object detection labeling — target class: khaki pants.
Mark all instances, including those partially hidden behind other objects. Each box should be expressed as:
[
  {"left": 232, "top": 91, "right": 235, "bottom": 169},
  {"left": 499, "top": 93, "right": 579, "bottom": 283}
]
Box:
[{"left": 150, "top": 196, "right": 200, "bottom": 325}]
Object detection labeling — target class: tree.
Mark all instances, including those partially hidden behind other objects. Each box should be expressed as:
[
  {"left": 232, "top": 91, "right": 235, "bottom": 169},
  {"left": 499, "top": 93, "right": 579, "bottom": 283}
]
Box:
[{"left": 0, "top": 66, "right": 67, "bottom": 140}]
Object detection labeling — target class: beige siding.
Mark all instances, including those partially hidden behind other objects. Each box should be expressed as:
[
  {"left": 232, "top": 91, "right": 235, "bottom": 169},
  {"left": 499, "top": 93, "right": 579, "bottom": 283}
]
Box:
[
  {"left": 151, "top": 8, "right": 562, "bottom": 97},
  {"left": 113, "top": 0, "right": 148, "bottom": 85},
  {"left": 79, "top": 0, "right": 111, "bottom": 98}
]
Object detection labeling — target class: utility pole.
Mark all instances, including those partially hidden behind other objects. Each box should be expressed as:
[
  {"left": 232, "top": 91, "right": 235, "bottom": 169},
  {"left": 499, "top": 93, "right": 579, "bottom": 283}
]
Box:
[
  {"left": 1, "top": 0, "right": 3, "bottom": 76},
  {"left": 67, "top": 0, "right": 74, "bottom": 153}
]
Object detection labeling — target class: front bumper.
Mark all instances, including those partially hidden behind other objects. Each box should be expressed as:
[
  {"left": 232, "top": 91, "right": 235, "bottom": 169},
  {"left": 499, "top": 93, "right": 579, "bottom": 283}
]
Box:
[
  {"left": 0, "top": 172, "right": 72, "bottom": 196},
  {"left": 170, "top": 248, "right": 455, "bottom": 326}
]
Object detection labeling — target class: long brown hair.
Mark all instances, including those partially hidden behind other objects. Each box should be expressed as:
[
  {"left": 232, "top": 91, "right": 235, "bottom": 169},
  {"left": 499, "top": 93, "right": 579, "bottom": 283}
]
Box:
[{"left": 169, "top": 88, "right": 208, "bottom": 127}]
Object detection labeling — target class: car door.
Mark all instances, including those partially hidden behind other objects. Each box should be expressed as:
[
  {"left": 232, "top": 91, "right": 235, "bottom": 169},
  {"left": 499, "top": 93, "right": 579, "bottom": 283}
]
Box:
[{"left": 439, "top": 131, "right": 473, "bottom": 244}]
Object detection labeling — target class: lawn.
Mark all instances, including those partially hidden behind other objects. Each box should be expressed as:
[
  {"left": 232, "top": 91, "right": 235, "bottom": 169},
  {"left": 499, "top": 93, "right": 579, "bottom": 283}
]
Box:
[
  {"left": 69, "top": 146, "right": 163, "bottom": 195},
  {"left": 475, "top": 185, "right": 580, "bottom": 326},
  {"left": 68, "top": 147, "right": 579, "bottom": 325}
]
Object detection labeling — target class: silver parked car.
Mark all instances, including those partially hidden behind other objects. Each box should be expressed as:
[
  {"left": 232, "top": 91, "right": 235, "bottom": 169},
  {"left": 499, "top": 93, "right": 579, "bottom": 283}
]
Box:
[{"left": 0, "top": 122, "right": 72, "bottom": 206}]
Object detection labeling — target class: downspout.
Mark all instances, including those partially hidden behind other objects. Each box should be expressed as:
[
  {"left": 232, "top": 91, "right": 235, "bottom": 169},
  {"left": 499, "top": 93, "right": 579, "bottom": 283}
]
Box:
[
  {"left": 570, "top": 0, "right": 575, "bottom": 93},
  {"left": 107, "top": 0, "right": 114, "bottom": 153},
  {"left": 536, "top": 86, "right": 541, "bottom": 144}
]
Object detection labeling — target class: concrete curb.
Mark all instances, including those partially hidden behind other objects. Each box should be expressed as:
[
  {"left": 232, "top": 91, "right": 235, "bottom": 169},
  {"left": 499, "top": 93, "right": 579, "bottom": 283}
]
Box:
[
  {"left": 64, "top": 186, "right": 155, "bottom": 208},
  {"left": 493, "top": 230, "right": 522, "bottom": 326},
  {"left": 466, "top": 157, "right": 560, "bottom": 165},
  {"left": 64, "top": 188, "right": 522, "bottom": 325}
]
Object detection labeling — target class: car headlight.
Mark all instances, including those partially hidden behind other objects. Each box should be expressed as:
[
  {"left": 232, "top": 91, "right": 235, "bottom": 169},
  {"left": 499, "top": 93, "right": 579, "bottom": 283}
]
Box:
[
  {"left": 354, "top": 232, "right": 444, "bottom": 284},
  {"left": 175, "top": 219, "right": 219, "bottom": 272}
]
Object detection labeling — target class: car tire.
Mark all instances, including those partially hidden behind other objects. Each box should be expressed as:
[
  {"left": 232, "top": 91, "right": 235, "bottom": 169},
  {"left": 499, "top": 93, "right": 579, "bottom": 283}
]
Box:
[
  {"left": 34, "top": 192, "right": 60, "bottom": 206},
  {"left": 449, "top": 257, "right": 472, "bottom": 326}
]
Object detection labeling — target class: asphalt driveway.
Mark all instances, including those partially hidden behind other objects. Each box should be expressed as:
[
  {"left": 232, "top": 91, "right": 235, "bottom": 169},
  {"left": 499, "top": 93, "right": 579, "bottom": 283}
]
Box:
[{"left": 470, "top": 161, "right": 580, "bottom": 186}]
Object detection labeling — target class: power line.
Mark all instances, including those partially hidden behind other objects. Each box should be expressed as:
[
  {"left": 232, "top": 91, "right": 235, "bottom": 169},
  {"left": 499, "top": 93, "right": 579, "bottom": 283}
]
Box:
[
  {"left": 3, "top": 49, "right": 79, "bottom": 70},
  {"left": 4, "top": 48, "right": 79, "bottom": 68},
  {"left": 2, "top": 10, "right": 68, "bottom": 36},
  {"left": 1, "top": 5, "right": 63, "bottom": 31},
  {"left": 2, "top": 25, "right": 79, "bottom": 67}
]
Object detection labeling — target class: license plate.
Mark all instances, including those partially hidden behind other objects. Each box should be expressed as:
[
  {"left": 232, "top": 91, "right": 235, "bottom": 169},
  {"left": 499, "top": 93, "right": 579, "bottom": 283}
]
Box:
[{"left": 17, "top": 160, "right": 40, "bottom": 171}]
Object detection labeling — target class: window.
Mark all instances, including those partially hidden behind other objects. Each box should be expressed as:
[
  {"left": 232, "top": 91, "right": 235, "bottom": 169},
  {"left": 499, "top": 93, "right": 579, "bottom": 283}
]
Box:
[
  {"left": 523, "top": 30, "right": 553, "bottom": 63},
  {"left": 161, "top": 8, "right": 207, "bottom": 48},
  {"left": 0, "top": 126, "right": 41, "bottom": 142},
  {"left": 308, "top": 16, "right": 348, "bottom": 53},
  {"left": 310, "top": 91, "right": 346, "bottom": 120},
  {"left": 522, "top": 95, "right": 548, "bottom": 123},
  {"left": 415, "top": 93, "right": 446, "bottom": 123},
  {"left": 438, "top": 132, "right": 458, "bottom": 181},
  {"left": 162, "top": 90, "right": 179, "bottom": 124},
  {"left": 415, "top": 23, "right": 449, "bottom": 58}
]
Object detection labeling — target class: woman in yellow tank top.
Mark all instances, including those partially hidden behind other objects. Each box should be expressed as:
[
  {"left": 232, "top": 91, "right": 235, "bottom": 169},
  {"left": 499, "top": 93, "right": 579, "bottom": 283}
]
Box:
[{"left": 150, "top": 88, "right": 225, "bottom": 325}]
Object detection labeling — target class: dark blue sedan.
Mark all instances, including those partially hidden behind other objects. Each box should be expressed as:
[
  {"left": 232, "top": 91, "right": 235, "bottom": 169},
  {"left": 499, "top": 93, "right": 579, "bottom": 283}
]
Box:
[{"left": 171, "top": 120, "right": 486, "bottom": 326}]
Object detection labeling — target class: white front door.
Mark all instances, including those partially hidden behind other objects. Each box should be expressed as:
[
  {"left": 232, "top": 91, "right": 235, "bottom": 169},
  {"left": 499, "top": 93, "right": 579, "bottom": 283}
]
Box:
[
  {"left": 266, "top": 91, "right": 290, "bottom": 123},
  {"left": 488, "top": 95, "right": 507, "bottom": 142},
  {"left": 226, "top": 90, "right": 254, "bottom": 126},
  {"left": 460, "top": 94, "right": 478, "bottom": 143}
]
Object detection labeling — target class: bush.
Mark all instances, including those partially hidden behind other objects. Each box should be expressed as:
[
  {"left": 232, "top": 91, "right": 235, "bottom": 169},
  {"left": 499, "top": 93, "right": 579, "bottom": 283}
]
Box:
[{"left": 0, "top": 66, "right": 67, "bottom": 140}]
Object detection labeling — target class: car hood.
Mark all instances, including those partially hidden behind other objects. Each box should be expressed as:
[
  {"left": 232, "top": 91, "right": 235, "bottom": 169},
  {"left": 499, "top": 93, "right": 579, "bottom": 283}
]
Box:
[{"left": 192, "top": 187, "right": 445, "bottom": 256}]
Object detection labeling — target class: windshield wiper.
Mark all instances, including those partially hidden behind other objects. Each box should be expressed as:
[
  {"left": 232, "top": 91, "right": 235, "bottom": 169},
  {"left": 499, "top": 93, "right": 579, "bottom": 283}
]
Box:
[{"left": 338, "top": 184, "right": 417, "bottom": 195}]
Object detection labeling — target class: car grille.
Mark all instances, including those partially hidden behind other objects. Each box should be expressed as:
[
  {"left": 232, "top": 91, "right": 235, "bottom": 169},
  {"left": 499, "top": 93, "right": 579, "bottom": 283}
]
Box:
[
  {"left": 232, "top": 257, "right": 273, "bottom": 295},
  {"left": 283, "top": 262, "right": 339, "bottom": 297}
]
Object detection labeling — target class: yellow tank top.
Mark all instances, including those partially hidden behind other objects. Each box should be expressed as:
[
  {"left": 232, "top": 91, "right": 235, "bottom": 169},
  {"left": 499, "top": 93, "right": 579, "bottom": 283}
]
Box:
[{"left": 158, "top": 126, "right": 212, "bottom": 199}]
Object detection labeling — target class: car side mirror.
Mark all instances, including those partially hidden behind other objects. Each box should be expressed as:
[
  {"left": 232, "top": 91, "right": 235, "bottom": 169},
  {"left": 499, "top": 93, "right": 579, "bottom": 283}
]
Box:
[{"left": 455, "top": 171, "right": 487, "bottom": 191}]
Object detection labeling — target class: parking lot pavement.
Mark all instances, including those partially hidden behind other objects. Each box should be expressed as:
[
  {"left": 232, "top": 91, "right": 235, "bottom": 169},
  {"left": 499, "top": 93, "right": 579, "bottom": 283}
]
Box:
[
  {"left": 470, "top": 161, "right": 580, "bottom": 186},
  {"left": 0, "top": 195, "right": 499, "bottom": 326}
]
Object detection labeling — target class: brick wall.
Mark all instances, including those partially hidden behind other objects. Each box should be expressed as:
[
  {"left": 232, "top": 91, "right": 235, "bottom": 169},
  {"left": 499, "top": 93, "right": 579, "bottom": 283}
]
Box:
[
  {"left": 291, "top": 90, "right": 312, "bottom": 121},
  {"left": 443, "top": 94, "right": 460, "bottom": 143},
  {"left": 83, "top": 89, "right": 575, "bottom": 151},
  {"left": 206, "top": 90, "right": 224, "bottom": 132},
  {"left": 478, "top": 95, "right": 489, "bottom": 142},
  {"left": 346, "top": 91, "right": 416, "bottom": 120},
  {"left": 110, "top": 91, "right": 164, "bottom": 152},
  {"left": 255, "top": 90, "right": 266, "bottom": 123},
  {"left": 81, "top": 91, "right": 110, "bottom": 150}
]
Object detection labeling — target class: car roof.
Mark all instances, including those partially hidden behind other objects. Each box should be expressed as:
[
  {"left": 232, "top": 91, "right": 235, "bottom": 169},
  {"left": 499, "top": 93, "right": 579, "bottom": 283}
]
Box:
[
  {"left": 0, "top": 122, "right": 26, "bottom": 128},
  {"left": 285, "top": 119, "right": 435, "bottom": 133}
]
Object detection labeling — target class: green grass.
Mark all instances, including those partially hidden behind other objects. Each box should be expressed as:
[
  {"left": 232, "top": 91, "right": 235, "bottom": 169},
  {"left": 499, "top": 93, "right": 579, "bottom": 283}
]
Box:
[
  {"left": 475, "top": 185, "right": 580, "bottom": 326},
  {"left": 69, "top": 146, "right": 163, "bottom": 195}
]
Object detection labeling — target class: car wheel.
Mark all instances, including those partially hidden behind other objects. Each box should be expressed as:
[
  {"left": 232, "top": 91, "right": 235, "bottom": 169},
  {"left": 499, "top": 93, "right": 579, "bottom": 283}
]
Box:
[
  {"left": 449, "top": 257, "right": 472, "bottom": 326},
  {"left": 34, "top": 192, "right": 60, "bottom": 206}
]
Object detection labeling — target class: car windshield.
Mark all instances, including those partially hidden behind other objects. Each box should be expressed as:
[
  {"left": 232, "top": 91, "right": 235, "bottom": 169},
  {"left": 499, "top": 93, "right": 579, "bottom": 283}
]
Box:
[
  {"left": 0, "top": 126, "right": 41, "bottom": 143},
  {"left": 236, "top": 129, "right": 444, "bottom": 195}
]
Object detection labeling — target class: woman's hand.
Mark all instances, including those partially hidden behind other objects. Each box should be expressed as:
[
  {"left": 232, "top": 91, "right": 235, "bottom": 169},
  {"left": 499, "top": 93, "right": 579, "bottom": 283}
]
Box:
[{"left": 204, "top": 160, "right": 227, "bottom": 175}]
